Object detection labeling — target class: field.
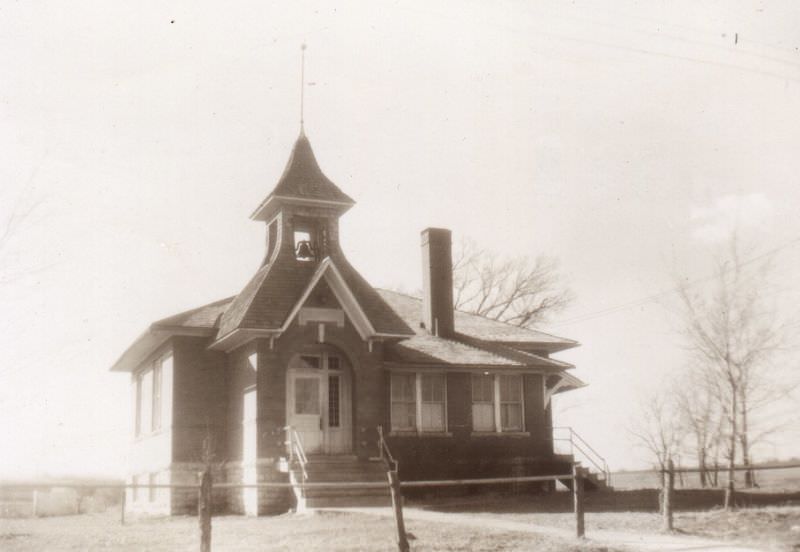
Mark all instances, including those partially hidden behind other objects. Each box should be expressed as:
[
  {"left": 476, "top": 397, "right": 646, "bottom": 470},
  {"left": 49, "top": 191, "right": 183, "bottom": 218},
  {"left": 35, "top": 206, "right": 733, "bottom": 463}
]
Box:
[
  {"left": 0, "top": 509, "right": 623, "bottom": 552},
  {"left": 610, "top": 465, "right": 800, "bottom": 491},
  {"left": 420, "top": 488, "right": 800, "bottom": 551}
]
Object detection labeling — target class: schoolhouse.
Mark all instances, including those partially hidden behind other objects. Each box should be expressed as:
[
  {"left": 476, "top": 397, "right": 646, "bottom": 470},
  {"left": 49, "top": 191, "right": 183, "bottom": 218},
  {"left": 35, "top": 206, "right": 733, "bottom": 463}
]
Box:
[{"left": 111, "top": 129, "right": 598, "bottom": 515}]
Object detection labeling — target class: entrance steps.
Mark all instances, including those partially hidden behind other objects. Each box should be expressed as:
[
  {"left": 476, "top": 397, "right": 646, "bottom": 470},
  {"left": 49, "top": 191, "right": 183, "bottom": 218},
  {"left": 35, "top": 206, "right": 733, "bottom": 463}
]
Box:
[
  {"left": 283, "top": 455, "right": 391, "bottom": 510},
  {"left": 554, "top": 454, "right": 612, "bottom": 491}
]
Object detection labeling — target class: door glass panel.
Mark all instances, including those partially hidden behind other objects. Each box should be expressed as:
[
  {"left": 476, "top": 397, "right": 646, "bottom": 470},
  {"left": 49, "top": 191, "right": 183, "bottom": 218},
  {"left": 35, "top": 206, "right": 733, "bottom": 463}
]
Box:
[
  {"left": 300, "top": 355, "right": 320, "bottom": 369},
  {"left": 294, "top": 377, "right": 320, "bottom": 415},
  {"left": 328, "top": 375, "right": 340, "bottom": 428}
]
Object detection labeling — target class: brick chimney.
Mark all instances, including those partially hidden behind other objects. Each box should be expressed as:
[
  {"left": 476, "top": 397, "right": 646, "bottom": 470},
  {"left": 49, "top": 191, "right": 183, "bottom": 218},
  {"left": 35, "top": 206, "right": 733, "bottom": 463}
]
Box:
[{"left": 421, "top": 228, "right": 454, "bottom": 337}]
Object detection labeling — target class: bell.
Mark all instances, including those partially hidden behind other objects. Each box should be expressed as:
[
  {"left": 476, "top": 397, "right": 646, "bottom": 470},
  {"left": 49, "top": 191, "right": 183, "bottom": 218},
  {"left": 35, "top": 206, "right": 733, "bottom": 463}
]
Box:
[{"left": 295, "top": 240, "right": 314, "bottom": 259}]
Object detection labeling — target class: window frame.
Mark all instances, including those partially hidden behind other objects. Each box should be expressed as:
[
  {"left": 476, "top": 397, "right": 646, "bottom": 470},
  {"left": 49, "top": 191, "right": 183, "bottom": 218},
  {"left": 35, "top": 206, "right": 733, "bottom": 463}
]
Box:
[
  {"left": 134, "top": 352, "right": 170, "bottom": 439},
  {"left": 390, "top": 372, "right": 448, "bottom": 434},
  {"left": 470, "top": 373, "right": 526, "bottom": 434}
]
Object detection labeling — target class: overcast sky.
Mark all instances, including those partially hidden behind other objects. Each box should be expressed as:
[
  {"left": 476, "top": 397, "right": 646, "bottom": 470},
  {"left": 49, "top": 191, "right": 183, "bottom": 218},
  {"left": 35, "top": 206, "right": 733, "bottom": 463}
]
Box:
[{"left": 2, "top": 0, "right": 799, "bottom": 478}]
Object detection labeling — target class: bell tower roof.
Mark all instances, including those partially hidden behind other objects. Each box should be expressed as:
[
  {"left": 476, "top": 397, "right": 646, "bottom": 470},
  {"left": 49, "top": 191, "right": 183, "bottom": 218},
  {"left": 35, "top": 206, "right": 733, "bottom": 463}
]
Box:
[{"left": 250, "top": 133, "right": 355, "bottom": 221}]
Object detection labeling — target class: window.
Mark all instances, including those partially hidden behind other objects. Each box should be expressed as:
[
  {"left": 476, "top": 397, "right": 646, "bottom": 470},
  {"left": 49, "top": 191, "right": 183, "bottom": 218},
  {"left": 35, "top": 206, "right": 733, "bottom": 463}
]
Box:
[
  {"left": 499, "top": 375, "right": 523, "bottom": 431},
  {"left": 471, "top": 374, "right": 495, "bottom": 432},
  {"left": 390, "top": 373, "right": 416, "bottom": 430},
  {"left": 328, "top": 375, "right": 340, "bottom": 428},
  {"left": 152, "top": 362, "right": 162, "bottom": 432},
  {"left": 420, "top": 374, "right": 445, "bottom": 431},
  {"left": 471, "top": 374, "right": 525, "bottom": 433},
  {"left": 148, "top": 473, "right": 158, "bottom": 502},
  {"left": 294, "top": 377, "right": 320, "bottom": 415},
  {"left": 390, "top": 373, "right": 447, "bottom": 433},
  {"left": 135, "top": 378, "right": 142, "bottom": 437},
  {"left": 139, "top": 369, "right": 153, "bottom": 435},
  {"left": 135, "top": 354, "right": 170, "bottom": 438}
]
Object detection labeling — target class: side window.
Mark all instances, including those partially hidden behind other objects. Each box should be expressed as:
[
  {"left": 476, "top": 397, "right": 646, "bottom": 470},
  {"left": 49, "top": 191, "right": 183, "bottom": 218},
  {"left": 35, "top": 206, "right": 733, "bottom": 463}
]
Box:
[
  {"left": 390, "top": 374, "right": 416, "bottom": 431},
  {"left": 499, "top": 375, "right": 524, "bottom": 431},
  {"left": 471, "top": 374, "right": 495, "bottom": 432},
  {"left": 420, "top": 374, "right": 446, "bottom": 432}
]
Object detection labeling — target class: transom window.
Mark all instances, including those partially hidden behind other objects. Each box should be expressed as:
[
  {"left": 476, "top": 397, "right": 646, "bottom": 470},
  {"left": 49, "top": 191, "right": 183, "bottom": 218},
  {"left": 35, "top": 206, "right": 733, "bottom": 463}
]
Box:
[
  {"left": 471, "top": 373, "right": 525, "bottom": 433},
  {"left": 390, "top": 373, "right": 447, "bottom": 433}
]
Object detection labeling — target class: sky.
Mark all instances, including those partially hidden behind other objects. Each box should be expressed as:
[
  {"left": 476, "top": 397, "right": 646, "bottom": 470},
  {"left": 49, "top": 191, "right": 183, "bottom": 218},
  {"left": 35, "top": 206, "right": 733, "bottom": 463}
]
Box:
[{"left": 1, "top": 0, "right": 799, "bottom": 479}]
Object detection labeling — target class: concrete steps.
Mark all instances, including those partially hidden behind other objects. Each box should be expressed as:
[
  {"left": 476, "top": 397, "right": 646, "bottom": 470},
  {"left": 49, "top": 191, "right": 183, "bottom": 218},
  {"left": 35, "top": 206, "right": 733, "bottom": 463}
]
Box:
[
  {"left": 286, "top": 455, "right": 391, "bottom": 510},
  {"left": 555, "top": 456, "right": 612, "bottom": 491}
]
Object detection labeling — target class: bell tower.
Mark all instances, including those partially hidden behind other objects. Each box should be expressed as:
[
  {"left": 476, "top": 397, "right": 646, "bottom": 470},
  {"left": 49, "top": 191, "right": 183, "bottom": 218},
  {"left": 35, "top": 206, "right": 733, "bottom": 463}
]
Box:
[{"left": 250, "top": 133, "right": 355, "bottom": 267}]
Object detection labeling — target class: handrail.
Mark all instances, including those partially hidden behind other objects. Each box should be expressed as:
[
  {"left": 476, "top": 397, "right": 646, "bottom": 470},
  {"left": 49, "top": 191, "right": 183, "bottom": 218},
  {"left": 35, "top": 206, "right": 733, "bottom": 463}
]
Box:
[
  {"left": 552, "top": 426, "right": 610, "bottom": 486},
  {"left": 283, "top": 425, "right": 309, "bottom": 483},
  {"left": 377, "top": 425, "right": 398, "bottom": 472}
]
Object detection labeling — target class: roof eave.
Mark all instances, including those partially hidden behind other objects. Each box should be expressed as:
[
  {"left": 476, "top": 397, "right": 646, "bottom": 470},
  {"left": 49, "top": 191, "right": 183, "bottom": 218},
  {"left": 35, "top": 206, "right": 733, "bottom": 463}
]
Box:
[{"left": 250, "top": 195, "right": 355, "bottom": 222}]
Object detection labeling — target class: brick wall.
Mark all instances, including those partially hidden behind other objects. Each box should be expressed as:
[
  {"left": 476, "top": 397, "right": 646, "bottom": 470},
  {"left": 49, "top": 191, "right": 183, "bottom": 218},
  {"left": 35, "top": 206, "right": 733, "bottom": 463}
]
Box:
[{"left": 171, "top": 336, "right": 227, "bottom": 464}]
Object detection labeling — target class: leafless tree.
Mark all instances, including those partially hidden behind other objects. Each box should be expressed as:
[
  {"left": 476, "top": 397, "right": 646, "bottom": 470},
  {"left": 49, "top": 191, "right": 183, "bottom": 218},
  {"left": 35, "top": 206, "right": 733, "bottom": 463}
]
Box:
[
  {"left": 629, "top": 387, "right": 683, "bottom": 472},
  {"left": 673, "top": 367, "right": 721, "bottom": 487},
  {"left": 676, "top": 236, "right": 788, "bottom": 508},
  {"left": 452, "top": 238, "right": 573, "bottom": 327}
]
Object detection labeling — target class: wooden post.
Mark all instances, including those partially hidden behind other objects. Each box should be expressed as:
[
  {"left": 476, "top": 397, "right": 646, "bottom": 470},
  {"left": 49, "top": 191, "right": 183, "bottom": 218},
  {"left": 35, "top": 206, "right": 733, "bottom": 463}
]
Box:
[
  {"left": 387, "top": 470, "right": 410, "bottom": 552},
  {"left": 120, "top": 488, "right": 126, "bottom": 525},
  {"left": 662, "top": 459, "right": 674, "bottom": 532},
  {"left": 572, "top": 464, "right": 585, "bottom": 539},
  {"left": 198, "top": 470, "right": 212, "bottom": 552}
]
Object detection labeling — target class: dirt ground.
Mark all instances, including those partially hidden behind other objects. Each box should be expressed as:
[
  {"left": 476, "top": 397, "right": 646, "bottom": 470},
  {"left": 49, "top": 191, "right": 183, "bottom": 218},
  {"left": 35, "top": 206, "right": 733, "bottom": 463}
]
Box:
[
  {"left": 417, "top": 489, "right": 800, "bottom": 551},
  {"left": 0, "top": 509, "right": 624, "bottom": 552}
]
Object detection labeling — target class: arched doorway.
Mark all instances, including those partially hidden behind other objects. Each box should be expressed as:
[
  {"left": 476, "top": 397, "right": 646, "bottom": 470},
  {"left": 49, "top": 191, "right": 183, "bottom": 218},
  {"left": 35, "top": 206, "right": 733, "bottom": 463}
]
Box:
[{"left": 286, "top": 348, "right": 353, "bottom": 455}]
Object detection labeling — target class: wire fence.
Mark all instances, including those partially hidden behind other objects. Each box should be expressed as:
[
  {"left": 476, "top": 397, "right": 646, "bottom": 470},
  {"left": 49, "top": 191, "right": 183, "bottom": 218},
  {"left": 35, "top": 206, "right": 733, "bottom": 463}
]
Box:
[{"left": 0, "top": 469, "right": 584, "bottom": 552}]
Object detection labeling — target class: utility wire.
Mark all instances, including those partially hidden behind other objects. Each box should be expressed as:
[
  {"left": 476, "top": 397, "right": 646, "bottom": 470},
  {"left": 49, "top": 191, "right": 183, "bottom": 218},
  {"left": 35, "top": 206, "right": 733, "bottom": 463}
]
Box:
[{"left": 551, "top": 236, "right": 800, "bottom": 328}]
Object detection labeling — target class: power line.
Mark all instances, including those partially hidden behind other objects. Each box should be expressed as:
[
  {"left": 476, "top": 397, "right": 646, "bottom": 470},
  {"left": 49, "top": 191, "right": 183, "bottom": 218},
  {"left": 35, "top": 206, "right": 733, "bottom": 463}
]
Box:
[{"left": 551, "top": 236, "right": 800, "bottom": 328}]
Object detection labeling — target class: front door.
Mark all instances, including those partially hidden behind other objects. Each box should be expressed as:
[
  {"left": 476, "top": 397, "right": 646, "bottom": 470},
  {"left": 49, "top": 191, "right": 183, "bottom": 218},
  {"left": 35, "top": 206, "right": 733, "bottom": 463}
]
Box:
[{"left": 287, "top": 353, "right": 352, "bottom": 455}]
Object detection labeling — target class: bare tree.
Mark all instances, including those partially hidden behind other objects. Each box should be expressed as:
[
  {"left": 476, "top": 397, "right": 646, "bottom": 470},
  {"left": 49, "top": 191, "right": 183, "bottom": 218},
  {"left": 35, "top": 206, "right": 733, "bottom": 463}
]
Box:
[
  {"left": 452, "top": 238, "right": 573, "bottom": 327},
  {"left": 676, "top": 236, "right": 787, "bottom": 508},
  {"left": 673, "top": 367, "right": 721, "bottom": 487},
  {"left": 629, "top": 387, "right": 683, "bottom": 473}
]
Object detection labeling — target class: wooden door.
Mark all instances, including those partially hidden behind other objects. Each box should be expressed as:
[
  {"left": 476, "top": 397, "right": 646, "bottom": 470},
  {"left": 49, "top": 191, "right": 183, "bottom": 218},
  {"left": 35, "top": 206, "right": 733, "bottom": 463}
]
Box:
[{"left": 288, "top": 373, "right": 323, "bottom": 454}]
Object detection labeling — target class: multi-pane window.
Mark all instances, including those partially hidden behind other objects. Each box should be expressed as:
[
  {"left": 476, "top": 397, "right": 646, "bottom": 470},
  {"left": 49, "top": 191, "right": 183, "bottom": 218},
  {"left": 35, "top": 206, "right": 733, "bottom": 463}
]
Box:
[
  {"left": 135, "top": 354, "right": 170, "bottom": 438},
  {"left": 420, "top": 374, "right": 445, "bottom": 432},
  {"left": 390, "top": 373, "right": 447, "bottom": 432},
  {"left": 139, "top": 369, "right": 153, "bottom": 436},
  {"left": 152, "top": 363, "right": 162, "bottom": 432},
  {"left": 328, "top": 375, "right": 340, "bottom": 428},
  {"left": 471, "top": 374, "right": 525, "bottom": 433},
  {"left": 499, "top": 375, "right": 523, "bottom": 431},
  {"left": 390, "top": 373, "right": 416, "bottom": 430},
  {"left": 471, "top": 374, "right": 495, "bottom": 432}
]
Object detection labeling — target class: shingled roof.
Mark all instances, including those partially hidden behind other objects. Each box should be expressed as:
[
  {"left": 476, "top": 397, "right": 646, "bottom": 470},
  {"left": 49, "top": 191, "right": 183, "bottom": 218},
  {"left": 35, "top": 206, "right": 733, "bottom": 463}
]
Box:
[
  {"left": 376, "top": 289, "right": 578, "bottom": 353},
  {"left": 251, "top": 133, "right": 355, "bottom": 220}
]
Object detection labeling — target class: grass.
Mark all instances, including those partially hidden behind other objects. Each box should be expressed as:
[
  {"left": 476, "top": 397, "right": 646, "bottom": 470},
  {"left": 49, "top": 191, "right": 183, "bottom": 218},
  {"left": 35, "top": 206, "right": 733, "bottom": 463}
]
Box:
[{"left": 0, "top": 509, "right": 622, "bottom": 552}]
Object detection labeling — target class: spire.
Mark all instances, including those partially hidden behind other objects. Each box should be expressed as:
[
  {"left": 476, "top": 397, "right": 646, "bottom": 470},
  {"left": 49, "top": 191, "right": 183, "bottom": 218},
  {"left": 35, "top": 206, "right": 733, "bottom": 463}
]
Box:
[{"left": 300, "top": 43, "right": 306, "bottom": 135}]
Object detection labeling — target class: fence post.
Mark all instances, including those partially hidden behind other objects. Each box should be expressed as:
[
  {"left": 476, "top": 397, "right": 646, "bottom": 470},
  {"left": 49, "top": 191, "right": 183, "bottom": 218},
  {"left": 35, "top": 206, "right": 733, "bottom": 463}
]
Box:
[
  {"left": 120, "top": 487, "right": 126, "bottom": 525},
  {"left": 198, "top": 470, "right": 212, "bottom": 552},
  {"left": 572, "top": 464, "right": 585, "bottom": 538},
  {"left": 662, "top": 459, "right": 674, "bottom": 532},
  {"left": 387, "top": 470, "right": 410, "bottom": 552}
]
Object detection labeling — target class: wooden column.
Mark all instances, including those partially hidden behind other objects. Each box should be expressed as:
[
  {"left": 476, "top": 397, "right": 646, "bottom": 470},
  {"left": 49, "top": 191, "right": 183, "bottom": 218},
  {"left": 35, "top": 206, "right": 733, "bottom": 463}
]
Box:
[
  {"left": 387, "top": 470, "right": 409, "bottom": 552},
  {"left": 198, "top": 470, "right": 212, "bottom": 552},
  {"left": 572, "top": 464, "right": 585, "bottom": 538}
]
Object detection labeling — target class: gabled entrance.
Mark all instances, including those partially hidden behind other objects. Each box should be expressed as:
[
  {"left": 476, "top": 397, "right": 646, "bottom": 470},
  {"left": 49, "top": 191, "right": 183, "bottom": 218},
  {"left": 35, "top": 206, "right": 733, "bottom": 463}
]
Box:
[{"left": 286, "top": 350, "right": 352, "bottom": 455}]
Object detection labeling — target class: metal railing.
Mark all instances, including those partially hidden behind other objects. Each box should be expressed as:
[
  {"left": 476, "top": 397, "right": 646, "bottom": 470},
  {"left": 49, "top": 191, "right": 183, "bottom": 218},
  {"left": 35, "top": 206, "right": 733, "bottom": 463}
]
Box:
[
  {"left": 377, "top": 425, "right": 398, "bottom": 472},
  {"left": 283, "top": 425, "right": 308, "bottom": 484},
  {"left": 553, "top": 426, "right": 611, "bottom": 486}
]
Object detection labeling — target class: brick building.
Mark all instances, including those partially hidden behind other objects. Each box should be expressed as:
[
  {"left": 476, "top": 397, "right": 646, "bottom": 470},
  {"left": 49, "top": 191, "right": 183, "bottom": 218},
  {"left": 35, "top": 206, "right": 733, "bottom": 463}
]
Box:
[{"left": 111, "top": 130, "right": 590, "bottom": 515}]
